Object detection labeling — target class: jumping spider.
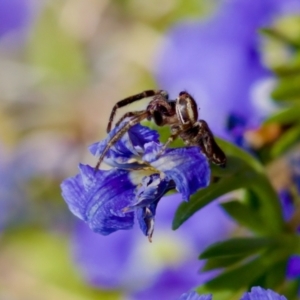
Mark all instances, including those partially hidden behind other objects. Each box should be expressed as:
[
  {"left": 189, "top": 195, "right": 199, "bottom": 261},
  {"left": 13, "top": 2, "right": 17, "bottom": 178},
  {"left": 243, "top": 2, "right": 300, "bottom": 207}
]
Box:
[{"left": 95, "top": 90, "right": 226, "bottom": 170}]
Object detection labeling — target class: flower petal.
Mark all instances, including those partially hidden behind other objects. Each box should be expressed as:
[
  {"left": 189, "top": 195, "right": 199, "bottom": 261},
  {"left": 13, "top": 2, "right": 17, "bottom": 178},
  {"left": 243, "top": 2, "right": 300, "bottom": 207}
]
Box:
[
  {"left": 61, "top": 173, "right": 89, "bottom": 221},
  {"left": 136, "top": 202, "right": 158, "bottom": 240},
  {"left": 178, "top": 290, "right": 212, "bottom": 300},
  {"left": 143, "top": 142, "right": 210, "bottom": 200},
  {"left": 61, "top": 164, "right": 136, "bottom": 235},
  {"left": 131, "top": 173, "right": 174, "bottom": 209},
  {"left": 240, "top": 286, "right": 287, "bottom": 300},
  {"left": 89, "top": 123, "right": 159, "bottom": 168},
  {"left": 286, "top": 255, "right": 300, "bottom": 279}
]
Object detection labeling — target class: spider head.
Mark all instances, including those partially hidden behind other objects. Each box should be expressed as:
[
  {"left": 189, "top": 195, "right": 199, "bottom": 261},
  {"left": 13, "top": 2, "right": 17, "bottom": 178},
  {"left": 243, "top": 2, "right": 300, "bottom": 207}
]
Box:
[{"left": 176, "top": 91, "right": 198, "bottom": 125}]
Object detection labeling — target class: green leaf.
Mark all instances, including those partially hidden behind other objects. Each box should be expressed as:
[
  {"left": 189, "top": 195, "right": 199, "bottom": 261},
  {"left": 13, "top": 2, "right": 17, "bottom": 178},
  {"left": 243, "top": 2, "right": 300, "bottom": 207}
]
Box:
[
  {"left": 203, "top": 256, "right": 267, "bottom": 291},
  {"left": 271, "top": 75, "right": 300, "bottom": 101},
  {"left": 264, "top": 105, "right": 300, "bottom": 125},
  {"left": 202, "top": 255, "right": 249, "bottom": 271},
  {"left": 270, "top": 125, "right": 300, "bottom": 157},
  {"left": 215, "top": 138, "right": 263, "bottom": 173},
  {"left": 173, "top": 166, "right": 284, "bottom": 233},
  {"left": 203, "top": 236, "right": 295, "bottom": 291},
  {"left": 260, "top": 28, "right": 300, "bottom": 48},
  {"left": 210, "top": 156, "right": 247, "bottom": 177},
  {"left": 273, "top": 63, "right": 300, "bottom": 77},
  {"left": 264, "top": 260, "right": 287, "bottom": 289},
  {"left": 172, "top": 171, "right": 253, "bottom": 230},
  {"left": 199, "top": 237, "right": 276, "bottom": 259},
  {"left": 221, "top": 200, "right": 266, "bottom": 233}
]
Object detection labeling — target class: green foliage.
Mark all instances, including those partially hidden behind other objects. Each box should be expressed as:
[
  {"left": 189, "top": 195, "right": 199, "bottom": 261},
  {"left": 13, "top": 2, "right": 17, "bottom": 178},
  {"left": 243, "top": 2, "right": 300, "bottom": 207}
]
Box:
[
  {"left": 199, "top": 237, "right": 277, "bottom": 259},
  {"left": 172, "top": 139, "right": 284, "bottom": 233}
]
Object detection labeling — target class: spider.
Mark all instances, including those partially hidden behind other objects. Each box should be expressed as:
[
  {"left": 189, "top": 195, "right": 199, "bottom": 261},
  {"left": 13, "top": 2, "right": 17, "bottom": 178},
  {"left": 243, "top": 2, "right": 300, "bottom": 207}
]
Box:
[{"left": 94, "top": 90, "right": 226, "bottom": 170}]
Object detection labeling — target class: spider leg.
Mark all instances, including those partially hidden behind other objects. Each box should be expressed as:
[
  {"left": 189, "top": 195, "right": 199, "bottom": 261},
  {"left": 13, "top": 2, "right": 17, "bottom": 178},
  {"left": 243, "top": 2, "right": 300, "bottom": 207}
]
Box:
[
  {"left": 156, "top": 132, "right": 180, "bottom": 157},
  {"left": 95, "top": 111, "right": 149, "bottom": 171},
  {"left": 198, "top": 120, "right": 226, "bottom": 167},
  {"left": 156, "top": 124, "right": 187, "bottom": 157},
  {"left": 115, "top": 111, "right": 144, "bottom": 128},
  {"left": 106, "top": 90, "right": 168, "bottom": 133}
]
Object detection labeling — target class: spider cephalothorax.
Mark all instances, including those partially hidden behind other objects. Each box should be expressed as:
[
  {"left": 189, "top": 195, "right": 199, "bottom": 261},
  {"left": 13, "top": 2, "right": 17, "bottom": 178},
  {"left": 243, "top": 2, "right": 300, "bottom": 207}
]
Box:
[{"left": 95, "top": 90, "right": 226, "bottom": 170}]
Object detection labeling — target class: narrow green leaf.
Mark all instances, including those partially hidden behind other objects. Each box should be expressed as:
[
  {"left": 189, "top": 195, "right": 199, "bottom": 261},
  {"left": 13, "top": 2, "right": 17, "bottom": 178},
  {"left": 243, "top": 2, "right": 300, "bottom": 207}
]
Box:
[
  {"left": 202, "top": 255, "right": 248, "bottom": 271},
  {"left": 204, "top": 256, "right": 266, "bottom": 291},
  {"left": 199, "top": 237, "right": 275, "bottom": 259},
  {"left": 215, "top": 138, "right": 263, "bottom": 173},
  {"left": 271, "top": 75, "right": 300, "bottom": 101},
  {"left": 210, "top": 156, "right": 247, "bottom": 177},
  {"left": 264, "top": 260, "right": 287, "bottom": 289},
  {"left": 260, "top": 28, "right": 300, "bottom": 48},
  {"left": 172, "top": 171, "right": 252, "bottom": 230},
  {"left": 203, "top": 241, "right": 292, "bottom": 291},
  {"left": 221, "top": 200, "right": 266, "bottom": 233},
  {"left": 264, "top": 106, "right": 300, "bottom": 125},
  {"left": 273, "top": 64, "right": 300, "bottom": 77},
  {"left": 271, "top": 125, "right": 300, "bottom": 157}
]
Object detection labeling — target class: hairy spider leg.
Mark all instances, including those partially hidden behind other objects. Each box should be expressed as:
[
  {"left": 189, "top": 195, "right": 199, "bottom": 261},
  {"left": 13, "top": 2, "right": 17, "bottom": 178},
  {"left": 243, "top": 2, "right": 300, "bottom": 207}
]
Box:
[
  {"left": 156, "top": 122, "right": 191, "bottom": 157},
  {"left": 198, "top": 120, "right": 226, "bottom": 167},
  {"left": 95, "top": 111, "right": 149, "bottom": 171},
  {"left": 115, "top": 111, "right": 143, "bottom": 128},
  {"left": 106, "top": 90, "right": 168, "bottom": 133}
]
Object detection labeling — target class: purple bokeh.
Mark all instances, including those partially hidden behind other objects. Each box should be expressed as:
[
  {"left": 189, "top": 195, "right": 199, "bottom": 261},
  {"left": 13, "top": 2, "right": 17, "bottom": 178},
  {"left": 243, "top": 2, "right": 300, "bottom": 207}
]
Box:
[
  {"left": 0, "top": 0, "right": 31, "bottom": 37},
  {"left": 72, "top": 193, "right": 235, "bottom": 299},
  {"left": 155, "top": 0, "right": 300, "bottom": 139}
]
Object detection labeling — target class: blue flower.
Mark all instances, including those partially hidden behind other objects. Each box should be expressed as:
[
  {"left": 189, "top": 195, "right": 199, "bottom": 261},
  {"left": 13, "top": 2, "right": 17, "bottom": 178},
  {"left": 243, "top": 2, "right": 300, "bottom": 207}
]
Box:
[
  {"left": 0, "top": 0, "right": 31, "bottom": 37},
  {"left": 178, "top": 290, "right": 211, "bottom": 300},
  {"left": 72, "top": 197, "right": 235, "bottom": 298},
  {"left": 61, "top": 122, "right": 210, "bottom": 240},
  {"left": 240, "top": 286, "right": 287, "bottom": 300},
  {"left": 179, "top": 287, "right": 287, "bottom": 300}
]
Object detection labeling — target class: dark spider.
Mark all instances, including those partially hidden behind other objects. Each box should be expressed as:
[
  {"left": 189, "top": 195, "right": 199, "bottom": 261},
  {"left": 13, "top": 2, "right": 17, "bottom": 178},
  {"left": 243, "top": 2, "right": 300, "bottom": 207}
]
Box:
[{"left": 95, "top": 90, "right": 226, "bottom": 170}]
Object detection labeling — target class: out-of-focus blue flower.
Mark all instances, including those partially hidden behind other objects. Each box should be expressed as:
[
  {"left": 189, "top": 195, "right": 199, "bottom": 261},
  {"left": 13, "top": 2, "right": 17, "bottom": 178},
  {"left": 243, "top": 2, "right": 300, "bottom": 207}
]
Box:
[
  {"left": 240, "top": 286, "right": 287, "bottom": 300},
  {"left": 155, "top": 0, "right": 300, "bottom": 139},
  {"left": 61, "top": 122, "right": 210, "bottom": 240},
  {"left": 72, "top": 195, "right": 235, "bottom": 299},
  {"left": 0, "top": 0, "right": 31, "bottom": 37},
  {"left": 0, "top": 145, "right": 33, "bottom": 230},
  {"left": 178, "top": 286, "right": 287, "bottom": 300},
  {"left": 178, "top": 290, "right": 211, "bottom": 300}
]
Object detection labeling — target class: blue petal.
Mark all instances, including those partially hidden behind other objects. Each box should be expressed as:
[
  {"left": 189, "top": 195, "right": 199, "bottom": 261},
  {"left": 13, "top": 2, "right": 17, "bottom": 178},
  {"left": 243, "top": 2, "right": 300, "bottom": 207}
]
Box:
[
  {"left": 136, "top": 201, "right": 158, "bottom": 239},
  {"left": 178, "top": 290, "right": 212, "bottom": 300},
  {"left": 89, "top": 123, "right": 159, "bottom": 168},
  {"left": 61, "top": 164, "right": 136, "bottom": 235},
  {"left": 131, "top": 173, "right": 174, "bottom": 208},
  {"left": 240, "top": 286, "right": 287, "bottom": 300},
  {"left": 128, "top": 123, "right": 160, "bottom": 149},
  {"left": 61, "top": 173, "right": 89, "bottom": 221},
  {"left": 286, "top": 255, "right": 300, "bottom": 279},
  {"left": 143, "top": 142, "right": 210, "bottom": 200}
]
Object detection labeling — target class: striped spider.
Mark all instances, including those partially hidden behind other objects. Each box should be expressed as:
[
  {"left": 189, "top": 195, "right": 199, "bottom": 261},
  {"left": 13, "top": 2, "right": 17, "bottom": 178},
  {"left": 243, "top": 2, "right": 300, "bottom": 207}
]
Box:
[{"left": 95, "top": 90, "right": 226, "bottom": 170}]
